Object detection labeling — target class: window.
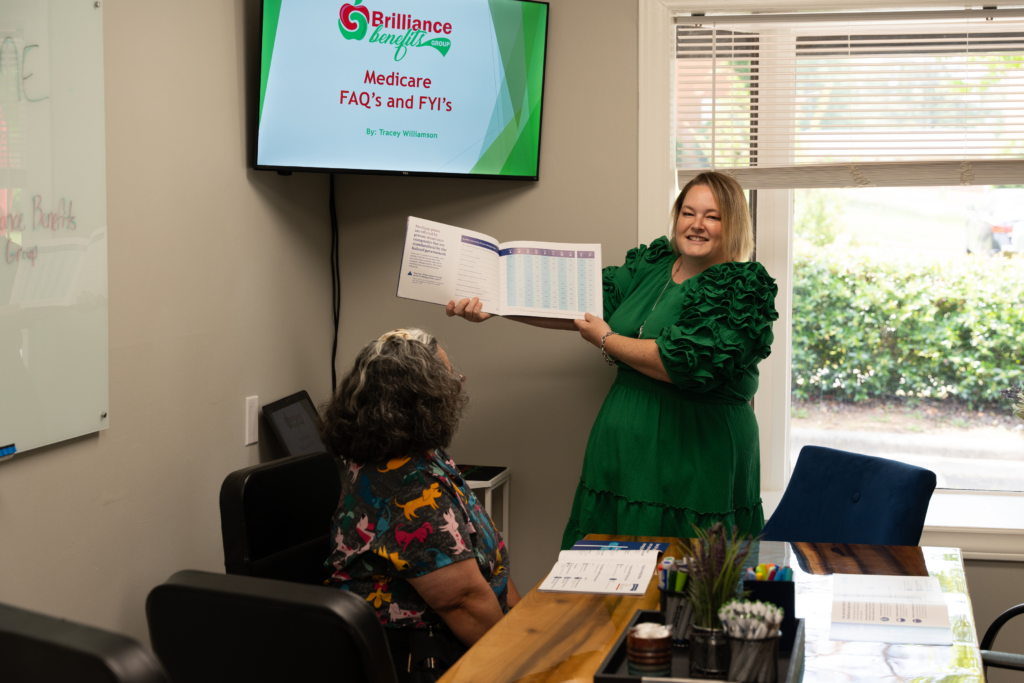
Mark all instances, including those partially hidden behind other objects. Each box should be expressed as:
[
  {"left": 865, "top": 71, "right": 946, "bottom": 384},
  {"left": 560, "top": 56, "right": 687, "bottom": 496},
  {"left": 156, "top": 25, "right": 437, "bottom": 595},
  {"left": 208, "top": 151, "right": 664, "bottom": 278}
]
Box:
[
  {"left": 645, "top": 3, "right": 1024, "bottom": 496},
  {"left": 673, "top": 10, "right": 1024, "bottom": 182},
  {"left": 790, "top": 184, "right": 1024, "bottom": 492}
]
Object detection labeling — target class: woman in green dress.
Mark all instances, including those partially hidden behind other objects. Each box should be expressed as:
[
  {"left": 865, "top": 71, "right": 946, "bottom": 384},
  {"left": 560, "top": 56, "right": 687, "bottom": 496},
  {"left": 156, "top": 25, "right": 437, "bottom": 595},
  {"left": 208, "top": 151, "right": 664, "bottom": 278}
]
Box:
[{"left": 447, "top": 172, "right": 778, "bottom": 548}]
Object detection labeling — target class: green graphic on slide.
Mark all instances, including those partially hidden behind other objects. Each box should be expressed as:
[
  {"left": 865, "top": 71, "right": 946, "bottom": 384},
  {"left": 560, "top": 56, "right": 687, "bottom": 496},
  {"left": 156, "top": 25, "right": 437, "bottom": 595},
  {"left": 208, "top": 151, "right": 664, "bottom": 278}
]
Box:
[
  {"left": 470, "top": 1, "right": 547, "bottom": 177},
  {"left": 259, "top": 0, "right": 283, "bottom": 125},
  {"left": 424, "top": 37, "right": 452, "bottom": 57}
]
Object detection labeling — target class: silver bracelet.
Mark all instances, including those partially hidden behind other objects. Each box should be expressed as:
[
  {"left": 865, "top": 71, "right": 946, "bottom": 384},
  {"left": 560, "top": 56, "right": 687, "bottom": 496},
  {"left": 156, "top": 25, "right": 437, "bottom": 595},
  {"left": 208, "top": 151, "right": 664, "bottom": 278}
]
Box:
[{"left": 600, "top": 331, "right": 619, "bottom": 366}]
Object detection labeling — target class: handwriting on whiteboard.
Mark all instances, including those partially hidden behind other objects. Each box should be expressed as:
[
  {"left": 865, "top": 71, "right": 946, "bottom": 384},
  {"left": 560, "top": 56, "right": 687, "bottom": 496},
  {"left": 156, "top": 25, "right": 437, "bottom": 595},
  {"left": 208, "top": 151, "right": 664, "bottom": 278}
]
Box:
[
  {"left": 2, "top": 195, "right": 77, "bottom": 266},
  {"left": 0, "top": 36, "right": 49, "bottom": 103}
]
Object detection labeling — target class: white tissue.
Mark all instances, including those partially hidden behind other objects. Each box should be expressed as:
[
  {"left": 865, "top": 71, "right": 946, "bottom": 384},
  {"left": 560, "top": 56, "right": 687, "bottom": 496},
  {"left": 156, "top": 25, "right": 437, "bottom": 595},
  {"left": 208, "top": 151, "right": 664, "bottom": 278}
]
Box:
[{"left": 631, "top": 623, "right": 672, "bottom": 639}]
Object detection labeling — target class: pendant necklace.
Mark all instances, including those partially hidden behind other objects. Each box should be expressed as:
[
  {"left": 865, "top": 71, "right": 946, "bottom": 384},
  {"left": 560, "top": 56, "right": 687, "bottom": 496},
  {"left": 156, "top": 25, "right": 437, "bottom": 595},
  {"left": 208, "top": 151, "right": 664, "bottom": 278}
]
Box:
[{"left": 637, "top": 259, "right": 680, "bottom": 339}]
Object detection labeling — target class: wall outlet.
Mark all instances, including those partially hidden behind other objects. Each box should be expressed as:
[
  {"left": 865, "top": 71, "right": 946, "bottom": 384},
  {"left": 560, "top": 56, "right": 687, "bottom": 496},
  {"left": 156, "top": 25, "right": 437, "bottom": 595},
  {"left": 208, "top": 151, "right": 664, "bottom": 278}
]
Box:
[{"left": 245, "top": 396, "right": 258, "bottom": 446}]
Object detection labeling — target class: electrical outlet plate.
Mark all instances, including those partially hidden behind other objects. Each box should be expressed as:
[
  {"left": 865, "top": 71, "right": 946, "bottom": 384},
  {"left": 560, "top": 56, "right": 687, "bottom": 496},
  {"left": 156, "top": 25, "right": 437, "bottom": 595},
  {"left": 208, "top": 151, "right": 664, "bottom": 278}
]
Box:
[{"left": 245, "top": 396, "right": 258, "bottom": 445}]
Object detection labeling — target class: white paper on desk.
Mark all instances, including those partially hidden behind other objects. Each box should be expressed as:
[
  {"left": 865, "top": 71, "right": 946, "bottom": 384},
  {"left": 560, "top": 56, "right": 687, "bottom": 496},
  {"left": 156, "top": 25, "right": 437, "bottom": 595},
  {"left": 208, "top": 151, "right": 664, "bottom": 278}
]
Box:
[
  {"left": 537, "top": 549, "right": 659, "bottom": 596},
  {"left": 829, "top": 574, "right": 953, "bottom": 645}
]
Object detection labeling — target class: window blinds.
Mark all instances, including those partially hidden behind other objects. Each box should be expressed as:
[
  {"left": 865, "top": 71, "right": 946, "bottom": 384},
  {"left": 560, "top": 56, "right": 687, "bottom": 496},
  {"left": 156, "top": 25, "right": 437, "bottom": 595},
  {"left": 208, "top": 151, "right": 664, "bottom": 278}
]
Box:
[{"left": 674, "top": 9, "right": 1024, "bottom": 188}]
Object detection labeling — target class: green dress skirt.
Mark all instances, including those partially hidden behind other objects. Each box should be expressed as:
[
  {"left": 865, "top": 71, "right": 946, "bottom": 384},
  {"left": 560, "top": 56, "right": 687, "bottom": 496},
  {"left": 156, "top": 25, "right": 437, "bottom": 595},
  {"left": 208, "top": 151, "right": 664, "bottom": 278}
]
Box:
[{"left": 561, "top": 236, "right": 779, "bottom": 549}]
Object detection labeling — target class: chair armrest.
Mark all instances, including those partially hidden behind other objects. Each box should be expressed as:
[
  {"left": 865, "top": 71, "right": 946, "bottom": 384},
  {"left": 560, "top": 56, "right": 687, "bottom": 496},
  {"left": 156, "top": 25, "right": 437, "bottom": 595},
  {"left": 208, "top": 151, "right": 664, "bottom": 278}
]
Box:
[
  {"left": 981, "top": 604, "right": 1024, "bottom": 651},
  {"left": 982, "top": 650, "right": 1024, "bottom": 672}
]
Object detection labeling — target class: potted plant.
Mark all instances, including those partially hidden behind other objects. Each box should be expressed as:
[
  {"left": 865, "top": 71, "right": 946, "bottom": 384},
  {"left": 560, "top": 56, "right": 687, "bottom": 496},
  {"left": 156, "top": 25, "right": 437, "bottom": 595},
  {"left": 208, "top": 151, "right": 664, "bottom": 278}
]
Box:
[
  {"left": 684, "top": 523, "right": 755, "bottom": 678},
  {"left": 1004, "top": 385, "right": 1024, "bottom": 423}
]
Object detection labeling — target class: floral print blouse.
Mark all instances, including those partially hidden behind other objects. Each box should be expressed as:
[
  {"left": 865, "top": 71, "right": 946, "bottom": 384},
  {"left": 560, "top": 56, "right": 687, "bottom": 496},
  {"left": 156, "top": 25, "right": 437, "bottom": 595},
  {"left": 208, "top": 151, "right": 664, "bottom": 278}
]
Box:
[{"left": 325, "top": 448, "right": 511, "bottom": 629}]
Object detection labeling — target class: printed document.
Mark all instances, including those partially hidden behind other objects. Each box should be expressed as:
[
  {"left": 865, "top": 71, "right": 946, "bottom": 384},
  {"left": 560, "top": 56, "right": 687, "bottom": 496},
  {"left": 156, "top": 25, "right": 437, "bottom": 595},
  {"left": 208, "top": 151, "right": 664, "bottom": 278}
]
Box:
[
  {"left": 538, "top": 548, "right": 659, "bottom": 596},
  {"left": 571, "top": 540, "right": 669, "bottom": 553},
  {"left": 829, "top": 574, "right": 953, "bottom": 645},
  {"left": 397, "top": 217, "right": 602, "bottom": 320}
]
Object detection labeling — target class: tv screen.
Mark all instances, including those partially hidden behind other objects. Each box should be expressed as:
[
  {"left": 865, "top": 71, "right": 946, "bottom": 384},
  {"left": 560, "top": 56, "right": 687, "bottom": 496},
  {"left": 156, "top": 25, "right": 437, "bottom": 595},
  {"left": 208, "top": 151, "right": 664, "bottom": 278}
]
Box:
[{"left": 256, "top": 0, "right": 549, "bottom": 180}]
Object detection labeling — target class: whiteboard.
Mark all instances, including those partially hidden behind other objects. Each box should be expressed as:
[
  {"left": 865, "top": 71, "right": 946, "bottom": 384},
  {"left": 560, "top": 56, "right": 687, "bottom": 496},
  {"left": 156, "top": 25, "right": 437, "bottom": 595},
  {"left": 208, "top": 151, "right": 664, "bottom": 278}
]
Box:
[{"left": 0, "top": 0, "right": 108, "bottom": 457}]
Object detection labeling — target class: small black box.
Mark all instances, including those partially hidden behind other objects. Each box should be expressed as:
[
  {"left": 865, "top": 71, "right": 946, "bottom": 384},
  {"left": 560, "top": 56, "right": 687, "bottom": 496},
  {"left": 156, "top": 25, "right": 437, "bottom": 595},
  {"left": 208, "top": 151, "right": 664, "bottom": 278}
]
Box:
[{"left": 744, "top": 579, "right": 797, "bottom": 653}]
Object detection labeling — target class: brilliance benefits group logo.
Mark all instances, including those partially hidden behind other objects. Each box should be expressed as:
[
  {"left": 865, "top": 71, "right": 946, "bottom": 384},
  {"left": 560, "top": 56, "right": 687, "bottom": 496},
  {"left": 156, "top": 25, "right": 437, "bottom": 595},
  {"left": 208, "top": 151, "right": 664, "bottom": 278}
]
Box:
[
  {"left": 338, "top": 0, "right": 453, "bottom": 61},
  {"left": 339, "top": 0, "right": 370, "bottom": 40}
]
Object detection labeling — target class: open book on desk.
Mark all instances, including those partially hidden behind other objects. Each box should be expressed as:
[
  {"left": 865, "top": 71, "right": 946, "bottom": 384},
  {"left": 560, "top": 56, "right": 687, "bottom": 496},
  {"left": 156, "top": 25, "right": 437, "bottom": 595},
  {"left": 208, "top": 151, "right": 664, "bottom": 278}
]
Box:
[
  {"left": 397, "top": 217, "right": 602, "bottom": 320},
  {"left": 829, "top": 574, "right": 953, "bottom": 645},
  {"left": 538, "top": 548, "right": 660, "bottom": 596}
]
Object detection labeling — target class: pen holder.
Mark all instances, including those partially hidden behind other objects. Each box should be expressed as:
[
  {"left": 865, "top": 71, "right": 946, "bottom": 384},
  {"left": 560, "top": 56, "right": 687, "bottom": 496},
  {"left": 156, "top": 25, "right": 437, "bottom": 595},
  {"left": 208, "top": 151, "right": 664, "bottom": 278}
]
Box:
[
  {"left": 743, "top": 580, "right": 797, "bottom": 653},
  {"left": 726, "top": 633, "right": 779, "bottom": 683},
  {"left": 659, "top": 589, "right": 693, "bottom": 648},
  {"left": 689, "top": 625, "right": 730, "bottom": 678}
]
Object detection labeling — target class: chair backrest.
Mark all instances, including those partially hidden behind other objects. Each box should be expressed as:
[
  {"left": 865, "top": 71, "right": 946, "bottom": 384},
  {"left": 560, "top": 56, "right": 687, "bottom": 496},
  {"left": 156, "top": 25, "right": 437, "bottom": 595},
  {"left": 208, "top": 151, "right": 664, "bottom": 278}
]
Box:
[
  {"left": 219, "top": 451, "right": 342, "bottom": 585},
  {"left": 0, "top": 602, "right": 168, "bottom": 683},
  {"left": 146, "top": 570, "right": 397, "bottom": 683},
  {"left": 761, "top": 445, "right": 937, "bottom": 546}
]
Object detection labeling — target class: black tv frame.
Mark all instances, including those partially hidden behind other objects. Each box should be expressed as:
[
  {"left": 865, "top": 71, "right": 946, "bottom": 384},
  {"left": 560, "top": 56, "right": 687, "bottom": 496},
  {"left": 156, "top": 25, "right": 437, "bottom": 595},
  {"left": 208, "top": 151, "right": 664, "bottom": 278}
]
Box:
[{"left": 254, "top": 0, "right": 550, "bottom": 181}]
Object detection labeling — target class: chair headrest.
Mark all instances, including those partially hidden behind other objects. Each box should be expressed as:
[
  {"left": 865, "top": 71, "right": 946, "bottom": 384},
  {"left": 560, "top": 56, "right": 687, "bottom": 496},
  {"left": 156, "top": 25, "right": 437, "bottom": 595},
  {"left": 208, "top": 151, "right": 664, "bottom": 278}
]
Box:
[
  {"left": 146, "top": 570, "right": 396, "bottom": 683},
  {"left": 220, "top": 452, "right": 342, "bottom": 564},
  {"left": 0, "top": 603, "right": 168, "bottom": 683}
]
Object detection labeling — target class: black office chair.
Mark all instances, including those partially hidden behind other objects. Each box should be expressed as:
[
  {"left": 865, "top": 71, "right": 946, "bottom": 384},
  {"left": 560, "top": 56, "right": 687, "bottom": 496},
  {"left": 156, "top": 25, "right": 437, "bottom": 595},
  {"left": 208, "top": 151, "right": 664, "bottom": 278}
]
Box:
[
  {"left": 0, "top": 602, "right": 168, "bottom": 683},
  {"left": 761, "top": 445, "right": 937, "bottom": 546},
  {"left": 980, "top": 603, "right": 1024, "bottom": 677},
  {"left": 219, "top": 451, "right": 342, "bottom": 585},
  {"left": 146, "top": 570, "right": 397, "bottom": 683}
]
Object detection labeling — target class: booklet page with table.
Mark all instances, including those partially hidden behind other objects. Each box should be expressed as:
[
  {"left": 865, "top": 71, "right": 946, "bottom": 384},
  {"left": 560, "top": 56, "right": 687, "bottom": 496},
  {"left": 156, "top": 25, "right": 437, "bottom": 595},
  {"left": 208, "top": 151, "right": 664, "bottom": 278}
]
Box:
[
  {"left": 397, "top": 217, "right": 603, "bottom": 320},
  {"left": 538, "top": 547, "right": 661, "bottom": 596}
]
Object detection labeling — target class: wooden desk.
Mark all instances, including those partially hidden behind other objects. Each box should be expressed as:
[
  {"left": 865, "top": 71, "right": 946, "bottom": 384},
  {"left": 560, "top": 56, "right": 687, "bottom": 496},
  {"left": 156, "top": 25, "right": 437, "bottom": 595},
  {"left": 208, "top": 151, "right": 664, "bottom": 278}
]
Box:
[{"left": 439, "top": 536, "right": 983, "bottom": 683}]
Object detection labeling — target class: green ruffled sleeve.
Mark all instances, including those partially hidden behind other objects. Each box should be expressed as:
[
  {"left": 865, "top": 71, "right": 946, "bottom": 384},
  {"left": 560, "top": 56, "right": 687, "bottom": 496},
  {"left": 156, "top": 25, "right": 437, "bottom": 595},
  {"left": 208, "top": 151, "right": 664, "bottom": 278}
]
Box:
[
  {"left": 603, "top": 237, "right": 673, "bottom": 320},
  {"left": 656, "top": 262, "right": 779, "bottom": 392}
]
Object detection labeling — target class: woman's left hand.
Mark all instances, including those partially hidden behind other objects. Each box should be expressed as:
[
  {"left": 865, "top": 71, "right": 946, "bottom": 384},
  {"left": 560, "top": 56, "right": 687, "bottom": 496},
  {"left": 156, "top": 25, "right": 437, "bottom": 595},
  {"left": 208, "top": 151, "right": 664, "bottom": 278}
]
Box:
[{"left": 574, "top": 313, "right": 613, "bottom": 348}]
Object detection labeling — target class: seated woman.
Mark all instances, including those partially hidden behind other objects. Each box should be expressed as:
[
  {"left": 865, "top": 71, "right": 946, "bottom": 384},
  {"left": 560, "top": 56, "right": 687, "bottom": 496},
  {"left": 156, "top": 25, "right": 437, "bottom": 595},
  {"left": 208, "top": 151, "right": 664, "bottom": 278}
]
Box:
[{"left": 320, "top": 328, "right": 520, "bottom": 682}]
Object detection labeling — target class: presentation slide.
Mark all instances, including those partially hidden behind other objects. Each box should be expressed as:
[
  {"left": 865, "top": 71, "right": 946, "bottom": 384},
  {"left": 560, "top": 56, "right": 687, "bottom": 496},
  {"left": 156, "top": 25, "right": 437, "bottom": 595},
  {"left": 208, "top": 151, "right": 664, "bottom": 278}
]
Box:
[{"left": 257, "top": 0, "right": 549, "bottom": 177}]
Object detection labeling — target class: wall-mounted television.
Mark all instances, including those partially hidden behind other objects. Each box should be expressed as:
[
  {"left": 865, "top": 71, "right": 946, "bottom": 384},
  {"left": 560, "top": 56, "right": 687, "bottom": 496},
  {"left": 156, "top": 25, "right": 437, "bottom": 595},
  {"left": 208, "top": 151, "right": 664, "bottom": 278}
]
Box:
[{"left": 256, "top": 0, "right": 550, "bottom": 180}]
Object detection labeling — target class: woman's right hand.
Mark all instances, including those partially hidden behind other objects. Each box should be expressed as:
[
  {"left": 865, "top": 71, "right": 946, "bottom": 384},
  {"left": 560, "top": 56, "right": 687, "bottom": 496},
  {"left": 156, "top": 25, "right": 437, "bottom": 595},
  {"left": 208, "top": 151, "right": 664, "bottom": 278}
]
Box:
[{"left": 446, "top": 297, "right": 493, "bottom": 323}]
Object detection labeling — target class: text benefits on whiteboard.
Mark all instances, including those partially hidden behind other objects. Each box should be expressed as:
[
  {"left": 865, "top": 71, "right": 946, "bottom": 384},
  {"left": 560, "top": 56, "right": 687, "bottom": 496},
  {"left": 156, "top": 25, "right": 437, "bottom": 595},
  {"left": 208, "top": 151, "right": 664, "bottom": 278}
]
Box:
[{"left": 2, "top": 195, "right": 77, "bottom": 266}]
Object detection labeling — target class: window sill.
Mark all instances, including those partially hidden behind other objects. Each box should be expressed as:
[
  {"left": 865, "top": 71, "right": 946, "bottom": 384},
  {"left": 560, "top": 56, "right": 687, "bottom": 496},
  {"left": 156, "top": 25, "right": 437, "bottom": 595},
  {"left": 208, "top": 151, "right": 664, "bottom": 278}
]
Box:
[
  {"left": 921, "top": 490, "right": 1024, "bottom": 561},
  {"left": 762, "top": 489, "right": 1024, "bottom": 561}
]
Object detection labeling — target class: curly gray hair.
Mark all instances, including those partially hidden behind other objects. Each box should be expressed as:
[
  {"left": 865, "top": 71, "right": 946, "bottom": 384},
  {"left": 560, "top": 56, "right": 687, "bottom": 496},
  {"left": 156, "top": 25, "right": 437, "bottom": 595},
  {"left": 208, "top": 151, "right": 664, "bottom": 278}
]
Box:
[{"left": 319, "top": 328, "right": 467, "bottom": 465}]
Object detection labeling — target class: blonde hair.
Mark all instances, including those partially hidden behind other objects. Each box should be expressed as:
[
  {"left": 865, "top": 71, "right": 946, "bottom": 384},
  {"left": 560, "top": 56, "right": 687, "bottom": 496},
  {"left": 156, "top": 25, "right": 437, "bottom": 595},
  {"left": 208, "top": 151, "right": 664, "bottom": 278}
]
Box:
[{"left": 670, "top": 172, "right": 754, "bottom": 262}]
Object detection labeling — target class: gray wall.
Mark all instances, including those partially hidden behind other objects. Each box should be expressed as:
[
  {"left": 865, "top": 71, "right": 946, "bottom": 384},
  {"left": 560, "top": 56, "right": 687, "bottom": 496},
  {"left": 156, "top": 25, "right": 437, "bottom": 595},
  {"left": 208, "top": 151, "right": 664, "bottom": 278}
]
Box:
[
  {"left": 0, "top": 0, "right": 335, "bottom": 643},
  {"left": 965, "top": 560, "right": 1024, "bottom": 682},
  {"left": 332, "top": 0, "right": 639, "bottom": 592},
  {"left": 0, "top": 0, "right": 638, "bottom": 644},
  {"left": 0, "top": 1, "right": 1019, "bottom": 669}
]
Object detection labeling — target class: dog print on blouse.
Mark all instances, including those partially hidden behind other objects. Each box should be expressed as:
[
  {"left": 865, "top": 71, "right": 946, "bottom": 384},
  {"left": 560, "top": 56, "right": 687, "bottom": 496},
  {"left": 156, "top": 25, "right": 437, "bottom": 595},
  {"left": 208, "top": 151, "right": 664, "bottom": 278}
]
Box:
[{"left": 325, "top": 448, "right": 510, "bottom": 629}]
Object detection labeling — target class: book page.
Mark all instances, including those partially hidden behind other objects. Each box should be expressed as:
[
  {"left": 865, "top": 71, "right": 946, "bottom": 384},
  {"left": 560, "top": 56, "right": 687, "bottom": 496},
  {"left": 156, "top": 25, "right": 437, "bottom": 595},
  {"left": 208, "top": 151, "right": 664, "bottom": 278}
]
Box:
[
  {"left": 571, "top": 540, "right": 669, "bottom": 553},
  {"left": 829, "top": 574, "right": 953, "bottom": 645},
  {"left": 538, "top": 549, "right": 658, "bottom": 596},
  {"left": 397, "top": 217, "right": 501, "bottom": 314},
  {"left": 497, "top": 241, "right": 602, "bottom": 319}
]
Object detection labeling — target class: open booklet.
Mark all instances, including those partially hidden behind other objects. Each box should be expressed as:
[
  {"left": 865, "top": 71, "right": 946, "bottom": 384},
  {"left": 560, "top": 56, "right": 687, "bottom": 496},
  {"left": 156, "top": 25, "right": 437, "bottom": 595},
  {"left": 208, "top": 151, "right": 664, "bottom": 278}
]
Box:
[
  {"left": 829, "top": 574, "right": 953, "bottom": 645},
  {"left": 397, "top": 216, "right": 603, "bottom": 320},
  {"left": 537, "top": 548, "right": 660, "bottom": 596}
]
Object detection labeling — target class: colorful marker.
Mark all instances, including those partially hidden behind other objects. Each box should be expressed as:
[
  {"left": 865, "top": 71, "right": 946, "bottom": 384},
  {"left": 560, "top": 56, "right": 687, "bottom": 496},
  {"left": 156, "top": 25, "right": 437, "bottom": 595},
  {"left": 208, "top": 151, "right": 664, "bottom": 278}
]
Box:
[{"left": 660, "top": 556, "right": 674, "bottom": 590}]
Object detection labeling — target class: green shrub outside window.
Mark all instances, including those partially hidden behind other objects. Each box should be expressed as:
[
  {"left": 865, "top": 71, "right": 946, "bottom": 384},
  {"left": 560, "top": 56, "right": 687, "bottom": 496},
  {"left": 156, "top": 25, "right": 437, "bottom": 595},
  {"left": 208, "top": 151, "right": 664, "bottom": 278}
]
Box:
[{"left": 791, "top": 246, "right": 1024, "bottom": 405}]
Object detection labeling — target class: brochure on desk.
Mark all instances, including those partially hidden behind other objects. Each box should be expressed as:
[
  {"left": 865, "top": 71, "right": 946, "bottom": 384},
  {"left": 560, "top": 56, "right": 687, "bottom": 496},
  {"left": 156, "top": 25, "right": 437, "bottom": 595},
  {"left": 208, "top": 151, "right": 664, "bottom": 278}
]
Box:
[
  {"left": 397, "top": 217, "right": 602, "bottom": 320},
  {"left": 538, "top": 548, "right": 660, "bottom": 596},
  {"left": 571, "top": 540, "right": 669, "bottom": 553},
  {"left": 829, "top": 574, "right": 953, "bottom": 645}
]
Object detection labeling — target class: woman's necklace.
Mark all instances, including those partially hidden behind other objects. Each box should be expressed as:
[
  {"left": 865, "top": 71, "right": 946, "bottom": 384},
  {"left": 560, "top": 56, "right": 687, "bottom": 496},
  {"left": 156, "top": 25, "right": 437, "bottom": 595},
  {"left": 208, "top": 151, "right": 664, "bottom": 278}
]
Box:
[{"left": 637, "top": 259, "right": 681, "bottom": 339}]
